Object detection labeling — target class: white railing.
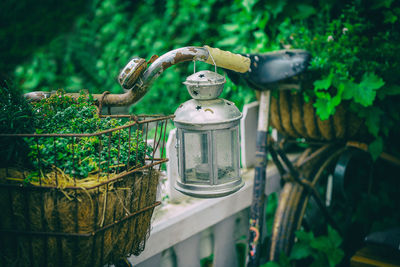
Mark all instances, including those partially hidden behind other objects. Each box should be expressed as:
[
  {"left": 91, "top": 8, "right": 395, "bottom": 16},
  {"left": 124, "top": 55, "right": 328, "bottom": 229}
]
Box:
[{"left": 126, "top": 102, "right": 282, "bottom": 267}]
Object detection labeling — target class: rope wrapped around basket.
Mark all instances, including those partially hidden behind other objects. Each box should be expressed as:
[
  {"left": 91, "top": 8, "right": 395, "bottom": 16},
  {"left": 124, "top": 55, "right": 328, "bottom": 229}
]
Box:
[{"left": 269, "top": 90, "right": 369, "bottom": 141}]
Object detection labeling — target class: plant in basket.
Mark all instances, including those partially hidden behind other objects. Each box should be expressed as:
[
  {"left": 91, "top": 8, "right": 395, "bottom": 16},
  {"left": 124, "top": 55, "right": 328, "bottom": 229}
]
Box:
[
  {"left": 0, "top": 81, "right": 36, "bottom": 167},
  {"left": 24, "top": 90, "right": 151, "bottom": 183},
  {"left": 270, "top": 1, "right": 400, "bottom": 159},
  {"left": 0, "top": 88, "right": 166, "bottom": 267}
]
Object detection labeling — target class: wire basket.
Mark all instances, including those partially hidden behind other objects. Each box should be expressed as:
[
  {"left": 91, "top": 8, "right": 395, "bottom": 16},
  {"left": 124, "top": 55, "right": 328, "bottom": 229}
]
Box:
[{"left": 0, "top": 114, "right": 173, "bottom": 267}]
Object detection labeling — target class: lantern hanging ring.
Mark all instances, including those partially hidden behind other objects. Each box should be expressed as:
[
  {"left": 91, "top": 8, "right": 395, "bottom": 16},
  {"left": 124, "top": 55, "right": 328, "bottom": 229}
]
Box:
[{"left": 193, "top": 46, "right": 218, "bottom": 74}]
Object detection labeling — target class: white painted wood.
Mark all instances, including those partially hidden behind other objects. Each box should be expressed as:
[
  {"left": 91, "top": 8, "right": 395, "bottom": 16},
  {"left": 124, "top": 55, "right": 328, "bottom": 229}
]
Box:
[
  {"left": 234, "top": 208, "right": 250, "bottom": 242},
  {"left": 166, "top": 128, "right": 185, "bottom": 202},
  {"left": 213, "top": 215, "right": 239, "bottom": 267},
  {"left": 174, "top": 232, "right": 202, "bottom": 267},
  {"left": 136, "top": 252, "right": 162, "bottom": 267},
  {"left": 147, "top": 139, "right": 160, "bottom": 158},
  {"left": 257, "top": 90, "right": 271, "bottom": 131},
  {"left": 240, "top": 101, "right": 259, "bottom": 169},
  {"left": 160, "top": 248, "right": 177, "bottom": 267},
  {"left": 198, "top": 229, "right": 214, "bottom": 261}
]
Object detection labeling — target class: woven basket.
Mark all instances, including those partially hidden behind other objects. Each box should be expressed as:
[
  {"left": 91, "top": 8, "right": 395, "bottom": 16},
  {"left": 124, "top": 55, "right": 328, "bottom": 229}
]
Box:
[
  {"left": 270, "top": 90, "right": 368, "bottom": 141},
  {"left": 0, "top": 114, "right": 172, "bottom": 267}
]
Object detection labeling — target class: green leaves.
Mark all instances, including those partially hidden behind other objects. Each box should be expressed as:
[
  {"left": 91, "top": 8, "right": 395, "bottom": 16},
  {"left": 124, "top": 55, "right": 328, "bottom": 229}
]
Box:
[
  {"left": 261, "top": 261, "right": 281, "bottom": 267},
  {"left": 217, "top": 36, "right": 242, "bottom": 47},
  {"left": 24, "top": 92, "right": 150, "bottom": 180},
  {"left": 369, "top": 137, "right": 384, "bottom": 161},
  {"left": 353, "top": 73, "right": 385, "bottom": 107},
  {"left": 290, "top": 242, "right": 312, "bottom": 260},
  {"left": 313, "top": 71, "right": 333, "bottom": 91},
  {"left": 263, "top": 226, "right": 344, "bottom": 267},
  {"left": 313, "top": 73, "right": 344, "bottom": 120},
  {"left": 0, "top": 82, "right": 36, "bottom": 167},
  {"left": 313, "top": 72, "right": 385, "bottom": 126},
  {"left": 294, "top": 4, "right": 316, "bottom": 20},
  {"left": 295, "top": 229, "right": 315, "bottom": 242},
  {"left": 283, "top": 2, "right": 399, "bottom": 153},
  {"left": 313, "top": 98, "right": 335, "bottom": 120},
  {"left": 377, "top": 85, "right": 400, "bottom": 100},
  {"left": 363, "top": 106, "right": 384, "bottom": 137},
  {"left": 293, "top": 227, "right": 343, "bottom": 266},
  {"left": 305, "top": 226, "right": 344, "bottom": 267},
  {"left": 242, "top": 0, "right": 257, "bottom": 13}
]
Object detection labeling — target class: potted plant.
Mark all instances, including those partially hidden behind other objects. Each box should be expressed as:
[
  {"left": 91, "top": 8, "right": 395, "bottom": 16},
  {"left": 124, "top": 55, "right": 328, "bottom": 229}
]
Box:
[
  {"left": 0, "top": 86, "right": 168, "bottom": 266},
  {"left": 268, "top": 1, "right": 400, "bottom": 159}
]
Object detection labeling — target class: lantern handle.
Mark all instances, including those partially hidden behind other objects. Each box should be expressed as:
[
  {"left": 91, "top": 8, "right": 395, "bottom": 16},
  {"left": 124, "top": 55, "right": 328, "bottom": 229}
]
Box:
[
  {"left": 204, "top": 46, "right": 218, "bottom": 73},
  {"left": 193, "top": 49, "right": 217, "bottom": 74}
]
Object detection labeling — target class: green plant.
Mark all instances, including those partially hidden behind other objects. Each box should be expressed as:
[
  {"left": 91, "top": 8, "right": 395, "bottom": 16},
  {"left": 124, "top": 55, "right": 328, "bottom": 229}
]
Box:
[
  {"left": 261, "top": 226, "right": 344, "bottom": 267},
  {"left": 25, "top": 91, "right": 151, "bottom": 179},
  {"left": 12, "top": 0, "right": 258, "bottom": 115},
  {"left": 200, "top": 254, "right": 214, "bottom": 267},
  {"left": 0, "top": 81, "right": 36, "bottom": 167},
  {"left": 277, "top": 1, "right": 400, "bottom": 159}
]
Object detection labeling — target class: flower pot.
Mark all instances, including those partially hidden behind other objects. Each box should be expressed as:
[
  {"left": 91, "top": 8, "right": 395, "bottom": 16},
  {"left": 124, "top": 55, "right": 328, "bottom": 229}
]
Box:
[
  {"left": 269, "top": 90, "right": 368, "bottom": 141},
  {"left": 0, "top": 170, "right": 159, "bottom": 267},
  {"left": 0, "top": 114, "right": 171, "bottom": 267}
]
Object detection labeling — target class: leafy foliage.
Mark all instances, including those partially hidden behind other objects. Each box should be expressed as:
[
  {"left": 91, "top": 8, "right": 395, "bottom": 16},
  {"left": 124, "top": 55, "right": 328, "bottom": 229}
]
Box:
[
  {"left": 0, "top": 82, "right": 35, "bottom": 134},
  {"left": 0, "top": 0, "right": 87, "bottom": 74},
  {"left": 261, "top": 226, "right": 344, "bottom": 267},
  {"left": 11, "top": 0, "right": 264, "bottom": 115},
  {"left": 26, "top": 91, "right": 151, "bottom": 179},
  {"left": 0, "top": 81, "right": 36, "bottom": 167},
  {"left": 278, "top": 2, "right": 400, "bottom": 158},
  {"left": 32, "top": 90, "right": 99, "bottom": 133},
  {"left": 8, "top": 0, "right": 400, "bottom": 161}
]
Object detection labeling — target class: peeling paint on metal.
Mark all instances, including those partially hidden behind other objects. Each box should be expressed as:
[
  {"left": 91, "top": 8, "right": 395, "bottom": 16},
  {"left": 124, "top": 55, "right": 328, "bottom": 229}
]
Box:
[{"left": 162, "top": 61, "right": 173, "bottom": 70}]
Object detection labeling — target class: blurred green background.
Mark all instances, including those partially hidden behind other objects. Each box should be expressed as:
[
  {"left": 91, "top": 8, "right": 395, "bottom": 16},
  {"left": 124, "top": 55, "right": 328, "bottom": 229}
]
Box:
[
  {"left": 0, "top": 0, "right": 398, "bottom": 116},
  {"left": 0, "top": 0, "right": 344, "bottom": 115}
]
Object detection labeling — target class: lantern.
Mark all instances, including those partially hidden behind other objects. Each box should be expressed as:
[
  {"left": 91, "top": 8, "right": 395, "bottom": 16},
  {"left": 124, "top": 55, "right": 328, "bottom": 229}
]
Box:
[{"left": 174, "top": 70, "right": 244, "bottom": 198}]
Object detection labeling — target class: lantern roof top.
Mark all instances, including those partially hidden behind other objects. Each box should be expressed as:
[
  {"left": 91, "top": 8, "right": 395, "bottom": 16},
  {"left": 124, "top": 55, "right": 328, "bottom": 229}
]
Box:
[{"left": 174, "top": 98, "right": 242, "bottom": 125}]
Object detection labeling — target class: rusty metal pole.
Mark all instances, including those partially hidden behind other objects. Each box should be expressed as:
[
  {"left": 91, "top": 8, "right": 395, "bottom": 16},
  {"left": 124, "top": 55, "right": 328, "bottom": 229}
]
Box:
[{"left": 247, "top": 90, "right": 271, "bottom": 267}]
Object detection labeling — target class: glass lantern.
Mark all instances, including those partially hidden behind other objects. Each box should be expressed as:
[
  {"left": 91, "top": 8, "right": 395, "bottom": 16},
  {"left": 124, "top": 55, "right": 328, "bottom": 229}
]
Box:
[{"left": 174, "top": 70, "right": 244, "bottom": 198}]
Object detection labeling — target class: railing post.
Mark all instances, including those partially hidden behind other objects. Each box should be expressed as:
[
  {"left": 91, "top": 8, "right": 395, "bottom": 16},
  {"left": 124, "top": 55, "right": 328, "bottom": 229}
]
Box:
[
  {"left": 166, "top": 128, "right": 186, "bottom": 202},
  {"left": 161, "top": 248, "right": 177, "bottom": 267},
  {"left": 174, "top": 233, "right": 201, "bottom": 267},
  {"left": 213, "top": 214, "right": 239, "bottom": 267},
  {"left": 240, "top": 101, "right": 259, "bottom": 169}
]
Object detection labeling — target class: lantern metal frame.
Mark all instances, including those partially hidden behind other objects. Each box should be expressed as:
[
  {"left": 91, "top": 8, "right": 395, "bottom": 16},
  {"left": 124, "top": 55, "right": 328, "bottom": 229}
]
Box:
[
  {"left": 175, "top": 122, "right": 243, "bottom": 198},
  {"left": 173, "top": 66, "right": 244, "bottom": 198}
]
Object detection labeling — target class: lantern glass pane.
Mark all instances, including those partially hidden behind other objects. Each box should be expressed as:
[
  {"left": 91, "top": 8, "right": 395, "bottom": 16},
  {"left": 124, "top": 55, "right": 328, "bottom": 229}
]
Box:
[
  {"left": 215, "top": 127, "right": 239, "bottom": 183},
  {"left": 183, "top": 132, "right": 211, "bottom": 183}
]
